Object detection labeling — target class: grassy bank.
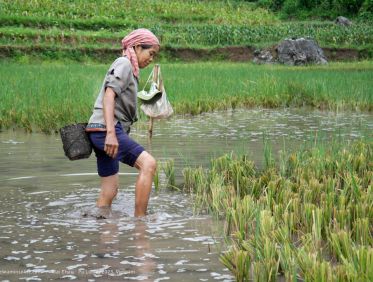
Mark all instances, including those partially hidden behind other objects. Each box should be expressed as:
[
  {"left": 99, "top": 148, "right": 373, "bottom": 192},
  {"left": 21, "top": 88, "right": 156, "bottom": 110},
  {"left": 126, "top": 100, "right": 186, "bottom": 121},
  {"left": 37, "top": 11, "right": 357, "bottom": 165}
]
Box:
[
  {"left": 182, "top": 140, "right": 373, "bottom": 281},
  {"left": 1, "top": 22, "right": 372, "bottom": 49},
  {"left": 0, "top": 61, "right": 372, "bottom": 132}
]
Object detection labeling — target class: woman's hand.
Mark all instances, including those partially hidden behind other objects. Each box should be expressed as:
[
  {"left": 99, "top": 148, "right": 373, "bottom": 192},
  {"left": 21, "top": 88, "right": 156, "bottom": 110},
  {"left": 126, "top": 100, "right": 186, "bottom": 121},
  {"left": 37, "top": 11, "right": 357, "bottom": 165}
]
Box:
[{"left": 104, "top": 131, "right": 119, "bottom": 158}]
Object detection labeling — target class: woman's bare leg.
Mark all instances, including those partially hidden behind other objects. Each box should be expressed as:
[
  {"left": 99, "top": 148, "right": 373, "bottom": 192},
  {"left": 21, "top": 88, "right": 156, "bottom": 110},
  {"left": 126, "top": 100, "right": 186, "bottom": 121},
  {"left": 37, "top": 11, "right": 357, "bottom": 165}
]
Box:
[
  {"left": 134, "top": 151, "right": 157, "bottom": 217},
  {"left": 97, "top": 174, "right": 119, "bottom": 207},
  {"left": 95, "top": 151, "right": 156, "bottom": 216}
]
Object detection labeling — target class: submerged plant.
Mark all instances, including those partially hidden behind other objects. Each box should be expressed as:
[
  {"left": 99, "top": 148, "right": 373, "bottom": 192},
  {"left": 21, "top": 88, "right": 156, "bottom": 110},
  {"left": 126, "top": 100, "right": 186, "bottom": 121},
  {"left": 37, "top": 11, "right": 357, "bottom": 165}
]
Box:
[
  {"left": 162, "top": 159, "right": 175, "bottom": 189},
  {"left": 153, "top": 166, "right": 160, "bottom": 191}
]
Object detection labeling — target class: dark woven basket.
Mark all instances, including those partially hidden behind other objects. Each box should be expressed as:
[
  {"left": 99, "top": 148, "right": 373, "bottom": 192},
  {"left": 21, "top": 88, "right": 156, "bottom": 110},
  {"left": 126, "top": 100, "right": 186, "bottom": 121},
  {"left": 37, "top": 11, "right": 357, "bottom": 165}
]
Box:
[{"left": 60, "top": 123, "right": 92, "bottom": 160}]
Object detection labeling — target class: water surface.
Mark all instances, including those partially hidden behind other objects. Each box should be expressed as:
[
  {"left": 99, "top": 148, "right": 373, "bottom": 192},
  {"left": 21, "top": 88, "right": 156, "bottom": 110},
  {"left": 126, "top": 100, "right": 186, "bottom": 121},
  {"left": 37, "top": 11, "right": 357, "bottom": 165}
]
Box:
[{"left": 1, "top": 108, "right": 372, "bottom": 281}]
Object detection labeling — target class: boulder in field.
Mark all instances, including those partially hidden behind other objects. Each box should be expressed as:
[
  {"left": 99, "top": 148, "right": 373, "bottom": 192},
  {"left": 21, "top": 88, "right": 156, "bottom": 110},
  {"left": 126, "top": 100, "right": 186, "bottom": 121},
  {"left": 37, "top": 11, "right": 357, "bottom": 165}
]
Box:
[
  {"left": 276, "top": 38, "right": 328, "bottom": 65},
  {"left": 253, "top": 49, "right": 274, "bottom": 64},
  {"left": 335, "top": 16, "right": 352, "bottom": 27}
]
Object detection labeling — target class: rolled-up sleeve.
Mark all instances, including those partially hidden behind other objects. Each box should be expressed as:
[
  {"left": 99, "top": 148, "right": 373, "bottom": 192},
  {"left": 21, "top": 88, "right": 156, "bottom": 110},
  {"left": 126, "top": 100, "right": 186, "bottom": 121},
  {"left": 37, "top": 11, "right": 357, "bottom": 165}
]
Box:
[{"left": 104, "top": 59, "right": 131, "bottom": 96}]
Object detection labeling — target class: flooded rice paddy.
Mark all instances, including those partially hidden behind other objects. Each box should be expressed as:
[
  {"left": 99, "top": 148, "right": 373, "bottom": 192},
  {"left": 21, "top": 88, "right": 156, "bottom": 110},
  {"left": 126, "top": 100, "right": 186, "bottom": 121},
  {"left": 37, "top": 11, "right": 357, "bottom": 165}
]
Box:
[{"left": 1, "top": 108, "right": 372, "bottom": 281}]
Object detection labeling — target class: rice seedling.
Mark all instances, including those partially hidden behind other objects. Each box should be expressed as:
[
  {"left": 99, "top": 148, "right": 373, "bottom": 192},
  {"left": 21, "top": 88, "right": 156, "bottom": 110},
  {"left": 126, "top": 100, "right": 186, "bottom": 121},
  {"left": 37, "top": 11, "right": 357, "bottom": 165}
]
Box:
[
  {"left": 282, "top": 211, "right": 297, "bottom": 237},
  {"left": 305, "top": 259, "right": 334, "bottom": 282},
  {"left": 152, "top": 159, "right": 177, "bottom": 191},
  {"left": 225, "top": 195, "right": 257, "bottom": 240},
  {"left": 182, "top": 140, "right": 372, "bottom": 280},
  {"left": 274, "top": 228, "right": 298, "bottom": 281},
  {"left": 209, "top": 172, "right": 230, "bottom": 217},
  {"left": 263, "top": 138, "right": 275, "bottom": 170},
  {"left": 210, "top": 154, "right": 256, "bottom": 198},
  {"left": 311, "top": 208, "right": 323, "bottom": 249},
  {"left": 162, "top": 159, "right": 175, "bottom": 189},
  {"left": 278, "top": 140, "right": 288, "bottom": 177},
  {"left": 220, "top": 248, "right": 251, "bottom": 282},
  {"left": 353, "top": 247, "right": 373, "bottom": 281},
  {"left": 352, "top": 218, "right": 371, "bottom": 246},
  {"left": 182, "top": 166, "right": 207, "bottom": 194},
  {"left": 252, "top": 260, "right": 278, "bottom": 282},
  {"left": 182, "top": 167, "right": 196, "bottom": 193},
  {"left": 1, "top": 61, "right": 372, "bottom": 132},
  {"left": 251, "top": 236, "right": 280, "bottom": 282},
  {"left": 153, "top": 167, "right": 160, "bottom": 192}
]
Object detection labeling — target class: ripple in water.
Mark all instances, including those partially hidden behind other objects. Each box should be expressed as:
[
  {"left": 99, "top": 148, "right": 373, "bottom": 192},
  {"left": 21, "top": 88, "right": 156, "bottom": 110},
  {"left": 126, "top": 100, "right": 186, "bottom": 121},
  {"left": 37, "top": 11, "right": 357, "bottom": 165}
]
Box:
[{"left": 0, "top": 187, "right": 232, "bottom": 281}]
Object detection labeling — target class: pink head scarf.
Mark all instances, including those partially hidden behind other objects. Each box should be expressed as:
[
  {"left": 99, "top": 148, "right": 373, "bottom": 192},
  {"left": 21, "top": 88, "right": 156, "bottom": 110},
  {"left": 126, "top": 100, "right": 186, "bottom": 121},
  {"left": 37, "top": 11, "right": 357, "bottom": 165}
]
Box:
[{"left": 121, "top": 28, "right": 160, "bottom": 78}]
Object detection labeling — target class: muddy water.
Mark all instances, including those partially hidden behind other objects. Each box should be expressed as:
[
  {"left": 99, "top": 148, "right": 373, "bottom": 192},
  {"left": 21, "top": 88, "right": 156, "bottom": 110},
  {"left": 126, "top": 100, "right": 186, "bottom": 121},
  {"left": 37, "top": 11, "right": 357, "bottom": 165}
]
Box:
[{"left": 0, "top": 108, "right": 372, "bottom": 281}]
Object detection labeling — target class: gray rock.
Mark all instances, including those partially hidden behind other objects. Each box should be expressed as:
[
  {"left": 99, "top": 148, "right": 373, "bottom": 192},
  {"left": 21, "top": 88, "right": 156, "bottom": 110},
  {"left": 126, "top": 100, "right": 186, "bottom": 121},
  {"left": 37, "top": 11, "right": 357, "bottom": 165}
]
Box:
[
  {"left": 276, "top": 38, "right": 328, "bottom": 66},
  {"left": 253, "top": 49, "right": 274, "bottom": 64},
  {"left": 335, "top": 16, "right": 352, "bottom": 26}
]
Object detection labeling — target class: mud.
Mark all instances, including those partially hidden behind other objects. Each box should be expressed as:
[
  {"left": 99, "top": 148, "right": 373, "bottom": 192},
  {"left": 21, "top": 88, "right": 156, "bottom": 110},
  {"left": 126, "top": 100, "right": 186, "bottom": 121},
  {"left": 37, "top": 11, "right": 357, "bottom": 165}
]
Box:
[{"left": 0, "top": 45, "right": 369, "bottom": 63}]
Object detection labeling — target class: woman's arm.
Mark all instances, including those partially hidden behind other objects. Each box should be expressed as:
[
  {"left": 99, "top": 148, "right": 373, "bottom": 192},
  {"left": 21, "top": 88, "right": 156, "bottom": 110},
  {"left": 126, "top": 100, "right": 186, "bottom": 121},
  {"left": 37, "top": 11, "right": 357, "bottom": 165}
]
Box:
[{"left": 103, "top": 87, "right": 118, "bottom": 158}]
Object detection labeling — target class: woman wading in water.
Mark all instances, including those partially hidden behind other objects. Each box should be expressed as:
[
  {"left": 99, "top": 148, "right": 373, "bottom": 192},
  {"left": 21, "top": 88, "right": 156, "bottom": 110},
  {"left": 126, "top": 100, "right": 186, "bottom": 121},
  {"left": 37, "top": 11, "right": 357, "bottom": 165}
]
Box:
[{"left": 86, "top": 29, "right": 159, "bottom": 217}]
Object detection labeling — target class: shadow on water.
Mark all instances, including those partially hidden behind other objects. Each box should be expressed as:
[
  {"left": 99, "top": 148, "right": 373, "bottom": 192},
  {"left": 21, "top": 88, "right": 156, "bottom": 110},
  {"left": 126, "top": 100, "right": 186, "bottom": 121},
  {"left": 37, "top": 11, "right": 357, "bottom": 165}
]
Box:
[{"left": 0, "top": 108, "right": 372, "bottom": 280}]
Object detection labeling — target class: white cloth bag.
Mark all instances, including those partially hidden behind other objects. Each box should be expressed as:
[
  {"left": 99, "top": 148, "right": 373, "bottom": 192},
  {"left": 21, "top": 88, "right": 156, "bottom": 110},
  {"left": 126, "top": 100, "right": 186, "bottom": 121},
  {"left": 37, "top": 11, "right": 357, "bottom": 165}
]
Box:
[
  {"left": 140, "top": 86, "right": 173, "bottom": 119},
  {"left": 139, "top": 66, "right": 173, "bottom": 119}
]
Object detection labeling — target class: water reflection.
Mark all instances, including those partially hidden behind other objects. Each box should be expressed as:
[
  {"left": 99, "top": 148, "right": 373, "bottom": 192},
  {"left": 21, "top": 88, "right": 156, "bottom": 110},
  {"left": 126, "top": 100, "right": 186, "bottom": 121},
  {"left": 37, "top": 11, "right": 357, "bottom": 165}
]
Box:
[
  {"left": 89, "top": 217, "right": 154, "bottom": 280},
  {"left": 0, "top": 184, "right": 231, "bottom": 281}
]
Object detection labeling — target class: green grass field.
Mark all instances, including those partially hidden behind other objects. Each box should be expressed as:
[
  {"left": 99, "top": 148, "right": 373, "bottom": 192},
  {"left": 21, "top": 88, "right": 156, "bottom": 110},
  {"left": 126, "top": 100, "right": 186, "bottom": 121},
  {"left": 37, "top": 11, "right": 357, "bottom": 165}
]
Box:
[
  {"left": 0, "top": 0, "right": 276, "bottom": 26},
  {"left": 0, "top": 61, "right": 372, "bottom": 132}
]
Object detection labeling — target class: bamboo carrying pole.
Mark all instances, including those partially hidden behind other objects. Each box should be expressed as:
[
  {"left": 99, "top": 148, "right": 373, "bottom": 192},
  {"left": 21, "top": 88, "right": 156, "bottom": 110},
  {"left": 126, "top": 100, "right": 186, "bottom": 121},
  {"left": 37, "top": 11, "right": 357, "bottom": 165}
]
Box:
[{"left": 148, "top": 64, "right": 161, "bottom": 138}]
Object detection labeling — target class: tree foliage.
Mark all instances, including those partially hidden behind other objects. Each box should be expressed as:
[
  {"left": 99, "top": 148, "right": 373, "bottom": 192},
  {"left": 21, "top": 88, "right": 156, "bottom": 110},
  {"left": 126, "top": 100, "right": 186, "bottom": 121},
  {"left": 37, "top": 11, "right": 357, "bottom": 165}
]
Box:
[{"left": 241, "top": 0, "right": 373, "bottom": 18}]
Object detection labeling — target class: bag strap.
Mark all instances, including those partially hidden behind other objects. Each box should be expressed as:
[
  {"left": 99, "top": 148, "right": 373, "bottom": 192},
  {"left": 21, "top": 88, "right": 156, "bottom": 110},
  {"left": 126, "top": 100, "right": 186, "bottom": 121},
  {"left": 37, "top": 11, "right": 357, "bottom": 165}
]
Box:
[
  {"left": 142, "top": 69, "right": 154, "bottom": 91},
  {"left": 141, "top": 65, "right": 163, "bottom": 91},
  {"left": 157, "top": 65, "right": 163, "bottom": 90}
]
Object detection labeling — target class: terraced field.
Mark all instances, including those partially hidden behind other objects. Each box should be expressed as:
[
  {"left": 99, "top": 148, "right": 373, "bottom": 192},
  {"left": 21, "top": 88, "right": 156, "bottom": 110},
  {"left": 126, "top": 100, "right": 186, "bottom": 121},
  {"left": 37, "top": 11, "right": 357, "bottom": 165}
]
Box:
[{"left": 1, "top": 0, "right": 372, "bottom": 62}]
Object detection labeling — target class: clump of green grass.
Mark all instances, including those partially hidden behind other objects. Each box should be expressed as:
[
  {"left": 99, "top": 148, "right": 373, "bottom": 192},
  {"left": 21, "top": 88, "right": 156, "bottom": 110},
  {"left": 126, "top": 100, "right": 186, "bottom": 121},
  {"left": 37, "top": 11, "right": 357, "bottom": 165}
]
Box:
[
  {"left": 182, "top": 140, "right": 373, "bottom": 281},
  {"left": 154, "top": 159, "right": 176, "bottom": 191},
  {"left": 0, "top": 0, "right": 277, "bottom": 27},
  {"left": 0, "top": 61, "right": 372, "bottom": 132}
]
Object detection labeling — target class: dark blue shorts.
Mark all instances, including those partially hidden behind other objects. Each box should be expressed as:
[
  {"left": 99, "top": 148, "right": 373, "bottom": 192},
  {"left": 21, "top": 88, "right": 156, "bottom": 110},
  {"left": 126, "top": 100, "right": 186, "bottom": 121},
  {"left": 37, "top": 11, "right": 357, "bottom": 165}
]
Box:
[{"left": 89, "top": 123, "right": 144, "bottom": 177}]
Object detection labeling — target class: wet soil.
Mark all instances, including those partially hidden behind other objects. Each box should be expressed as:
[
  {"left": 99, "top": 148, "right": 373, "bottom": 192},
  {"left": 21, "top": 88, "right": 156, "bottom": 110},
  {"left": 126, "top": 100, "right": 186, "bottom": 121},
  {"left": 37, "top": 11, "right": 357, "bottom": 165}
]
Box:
[{"left": 0, "top": 44, "right": 370, "bottom": 63}]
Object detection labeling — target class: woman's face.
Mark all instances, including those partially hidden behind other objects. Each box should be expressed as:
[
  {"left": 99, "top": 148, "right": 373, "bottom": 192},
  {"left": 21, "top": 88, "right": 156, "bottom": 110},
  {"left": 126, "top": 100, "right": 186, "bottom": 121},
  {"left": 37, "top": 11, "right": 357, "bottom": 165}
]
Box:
[{"left": 134, "top": 45, "right": 160, "bottom": 68}]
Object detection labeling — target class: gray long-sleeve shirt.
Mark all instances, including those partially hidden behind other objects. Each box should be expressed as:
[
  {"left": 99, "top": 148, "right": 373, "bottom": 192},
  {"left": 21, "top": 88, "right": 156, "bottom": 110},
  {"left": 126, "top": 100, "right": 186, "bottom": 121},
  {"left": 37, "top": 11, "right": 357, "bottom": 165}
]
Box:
[{"left": 88, "top": 56, "right": 138, "bottom": 132}]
